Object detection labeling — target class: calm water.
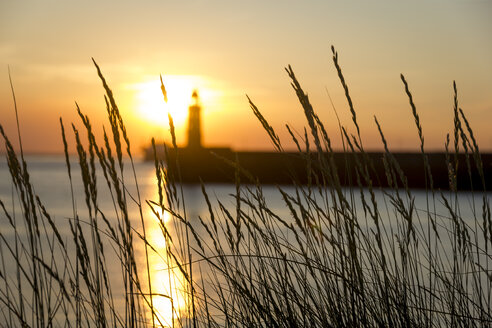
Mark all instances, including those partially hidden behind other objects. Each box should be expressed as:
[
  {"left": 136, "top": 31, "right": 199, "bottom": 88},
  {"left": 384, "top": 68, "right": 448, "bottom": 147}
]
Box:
[
  {"left": 0, "top": 155, "right": 256, "bottom": 325},
  {"left": 0, "top": 155, "right": 489, "bottom": 326}
]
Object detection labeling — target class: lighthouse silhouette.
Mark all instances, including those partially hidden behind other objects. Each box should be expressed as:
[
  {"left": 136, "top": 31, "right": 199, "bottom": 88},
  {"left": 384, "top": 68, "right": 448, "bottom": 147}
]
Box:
[
  {"left": 145, "top": 89, "right": 492, "bottom": 189},
  {"left": 186, "top": 90, "right": 202, "bottom": 149}
]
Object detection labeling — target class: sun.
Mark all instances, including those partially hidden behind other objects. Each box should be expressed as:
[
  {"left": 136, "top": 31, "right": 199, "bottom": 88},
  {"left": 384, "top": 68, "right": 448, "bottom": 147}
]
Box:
[{"left": 132, "top": 75, "right": 199, "bottom": 127}]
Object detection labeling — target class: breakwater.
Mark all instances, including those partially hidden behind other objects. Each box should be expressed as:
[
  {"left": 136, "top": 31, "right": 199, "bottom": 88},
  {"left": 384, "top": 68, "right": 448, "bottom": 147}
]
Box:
[{"left": 145, "top": 146, "right": 492, "bottom": 190}]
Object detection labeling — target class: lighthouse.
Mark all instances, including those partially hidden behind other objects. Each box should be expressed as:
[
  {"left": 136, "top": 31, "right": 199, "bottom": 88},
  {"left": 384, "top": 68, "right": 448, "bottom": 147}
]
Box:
[{"left": 187, "top": 90, "right": 202, "bottom": 149}]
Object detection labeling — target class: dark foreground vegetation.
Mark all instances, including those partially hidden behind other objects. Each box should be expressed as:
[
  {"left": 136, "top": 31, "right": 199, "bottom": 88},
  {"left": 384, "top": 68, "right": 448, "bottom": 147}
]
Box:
[{"left": 0, "top": 47, "right": 490, "bottom": 327}]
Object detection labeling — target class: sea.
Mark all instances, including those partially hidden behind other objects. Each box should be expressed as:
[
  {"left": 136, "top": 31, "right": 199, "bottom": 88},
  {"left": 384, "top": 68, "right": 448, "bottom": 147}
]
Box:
[{"left": 0, "top": 155, "right": 490, "bottom": 326}]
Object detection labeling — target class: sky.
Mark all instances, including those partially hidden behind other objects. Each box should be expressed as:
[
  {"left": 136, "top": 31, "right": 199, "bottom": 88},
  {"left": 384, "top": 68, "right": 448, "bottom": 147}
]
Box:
[{"left": 1, "top": 0, "right": 491, "bottom": 156}]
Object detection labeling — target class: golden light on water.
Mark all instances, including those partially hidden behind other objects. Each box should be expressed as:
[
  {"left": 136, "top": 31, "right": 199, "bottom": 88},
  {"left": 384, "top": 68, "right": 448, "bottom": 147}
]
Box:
[
  {"left": 130, "top": 75, "right": 218, "bottom": 129},
  {"left": 141, "top": 175, "right": 189, "bottom": 327}
]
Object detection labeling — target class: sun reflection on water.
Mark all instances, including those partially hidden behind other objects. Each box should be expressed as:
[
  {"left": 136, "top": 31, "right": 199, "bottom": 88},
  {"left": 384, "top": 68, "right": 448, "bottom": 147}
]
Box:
[{"left": 140, "top": 174, "right": 189, "bottom": 327}]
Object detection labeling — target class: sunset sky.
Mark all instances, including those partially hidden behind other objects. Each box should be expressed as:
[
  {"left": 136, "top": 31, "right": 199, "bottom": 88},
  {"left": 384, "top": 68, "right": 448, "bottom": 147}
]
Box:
[{"left": 1, "top": 0, "right": 491, "bottom": 156}]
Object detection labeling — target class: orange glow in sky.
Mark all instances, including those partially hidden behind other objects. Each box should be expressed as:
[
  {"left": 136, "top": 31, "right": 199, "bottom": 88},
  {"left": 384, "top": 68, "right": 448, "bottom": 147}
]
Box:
[
  {"left": 1, "top": 1, "right": 491, "bottom": 154},
  {"left": 130, "top": 75, "right": 218, "bottom": 129}
]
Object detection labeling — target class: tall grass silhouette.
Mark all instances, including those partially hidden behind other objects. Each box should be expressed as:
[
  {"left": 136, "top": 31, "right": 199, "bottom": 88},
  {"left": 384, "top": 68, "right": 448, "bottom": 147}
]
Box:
[{"left": 0, "top": 47, "right": 490, "bottom": 327}]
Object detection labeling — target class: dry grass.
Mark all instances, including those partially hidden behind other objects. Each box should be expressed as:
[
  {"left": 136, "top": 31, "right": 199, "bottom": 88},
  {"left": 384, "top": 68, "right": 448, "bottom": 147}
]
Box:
[{"left": 0, "top": 49, "right": 490, "bottom": 327}]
